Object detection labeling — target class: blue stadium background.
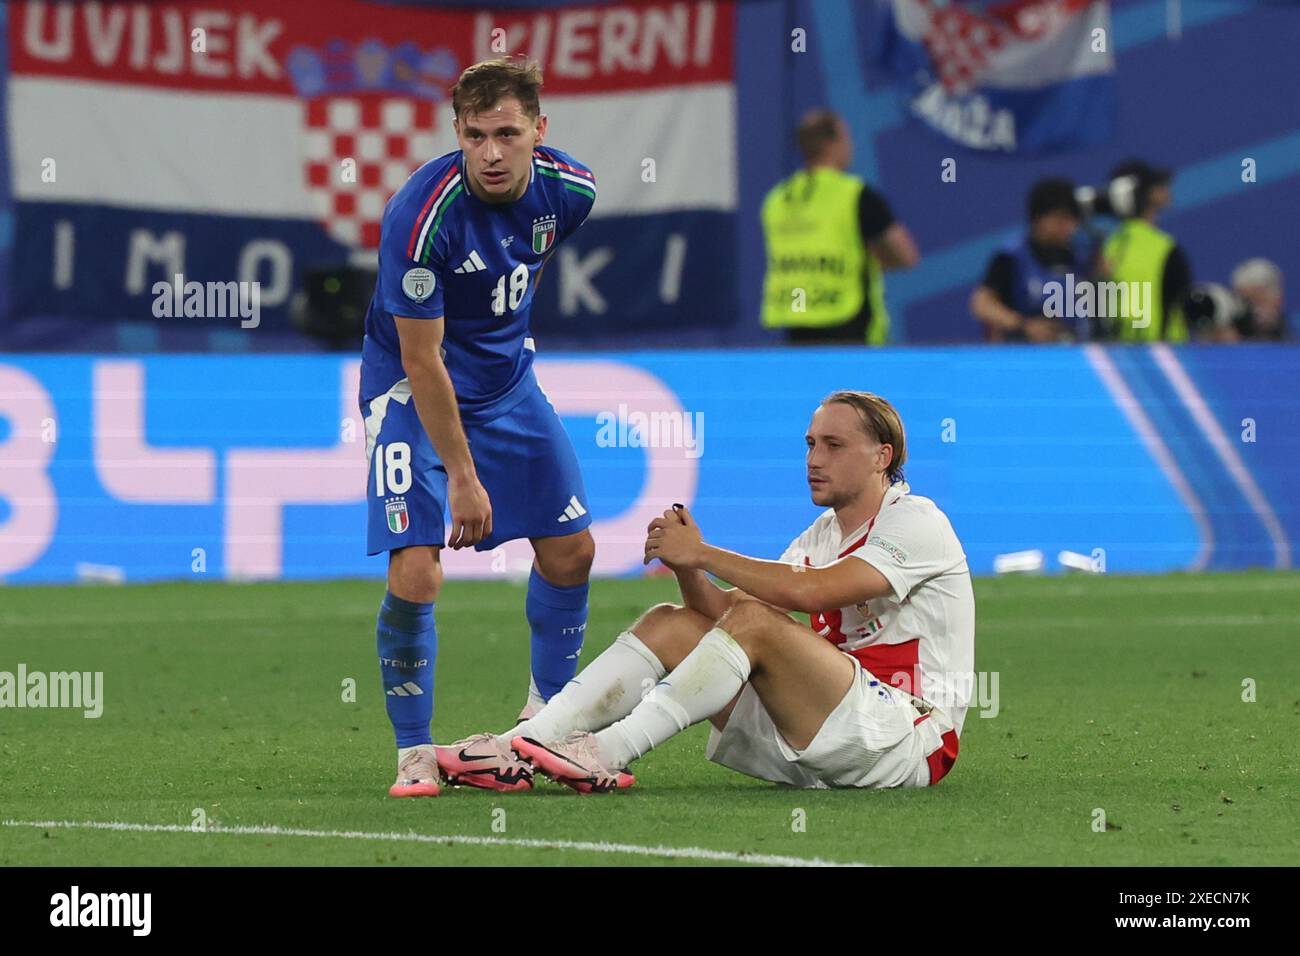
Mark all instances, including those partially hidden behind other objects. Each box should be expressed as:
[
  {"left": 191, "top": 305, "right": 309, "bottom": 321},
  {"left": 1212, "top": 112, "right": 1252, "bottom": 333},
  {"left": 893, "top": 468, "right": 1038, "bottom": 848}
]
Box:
[
  {"left": 1, "top": 1, "right": 1297, "bottom": 584},
  {"left": 2, "top": 0, "right": 1296, "bottom": 347}
]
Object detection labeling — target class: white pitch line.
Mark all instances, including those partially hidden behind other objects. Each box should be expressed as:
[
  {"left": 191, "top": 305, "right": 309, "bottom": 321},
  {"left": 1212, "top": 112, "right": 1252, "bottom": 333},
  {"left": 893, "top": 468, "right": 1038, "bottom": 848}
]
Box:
[
  {"left": 1, "top": 819, "right": 871, "bottom": 868},
  {"left": 990, "top": 613, "right": 1300, "bottom": 629}
]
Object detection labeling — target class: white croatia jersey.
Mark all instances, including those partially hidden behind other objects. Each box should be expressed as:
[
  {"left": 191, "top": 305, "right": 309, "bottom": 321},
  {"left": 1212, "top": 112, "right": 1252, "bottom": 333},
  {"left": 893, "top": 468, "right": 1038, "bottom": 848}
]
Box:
[{"left": 779, "top": 481, "right": 976, "bottom": 735}]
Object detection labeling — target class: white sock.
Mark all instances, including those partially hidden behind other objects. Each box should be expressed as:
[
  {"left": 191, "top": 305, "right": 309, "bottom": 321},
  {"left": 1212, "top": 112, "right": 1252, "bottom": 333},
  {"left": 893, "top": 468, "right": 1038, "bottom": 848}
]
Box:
[
  {"left": 595, "top": 627, "right": 752, "bottom": 769},
  {"left": 499, "top": 631, "right": 666, "bottom": 743},
  {"left": 522, "top": 676, "right": 546, "bottom": 717}
]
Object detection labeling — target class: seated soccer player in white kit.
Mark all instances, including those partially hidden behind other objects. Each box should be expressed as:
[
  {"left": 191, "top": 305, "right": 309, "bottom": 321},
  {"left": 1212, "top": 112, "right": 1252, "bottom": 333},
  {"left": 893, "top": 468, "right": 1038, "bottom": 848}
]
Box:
[{"left": 436, "top": 391, "right": 976, "bottom": 792}]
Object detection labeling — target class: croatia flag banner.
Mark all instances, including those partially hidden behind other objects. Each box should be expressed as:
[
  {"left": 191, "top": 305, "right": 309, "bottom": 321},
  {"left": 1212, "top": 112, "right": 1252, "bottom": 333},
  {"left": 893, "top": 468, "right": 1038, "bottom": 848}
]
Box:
[
  {"left": 4, "top": 0, "right": 736, "bottom": 336},
  {"left": 880, "top": 0, "right": 1116, "bottom": 154}
]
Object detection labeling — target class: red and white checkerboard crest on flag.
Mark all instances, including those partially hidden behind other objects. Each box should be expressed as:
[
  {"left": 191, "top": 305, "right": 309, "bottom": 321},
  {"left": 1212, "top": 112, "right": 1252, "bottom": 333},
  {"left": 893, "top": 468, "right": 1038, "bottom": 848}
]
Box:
[
  {"left": 291, "top": 40, "right": 459, "bottom": 249},
  {"left": 302, "top": 95, "right": 441, "bottom": 249},
  {"left": 913, "top": 0, "right": 1096, "bottom": 96},
  {"left": 916, "top": 0, "right": 1009, "bottom": 96}
]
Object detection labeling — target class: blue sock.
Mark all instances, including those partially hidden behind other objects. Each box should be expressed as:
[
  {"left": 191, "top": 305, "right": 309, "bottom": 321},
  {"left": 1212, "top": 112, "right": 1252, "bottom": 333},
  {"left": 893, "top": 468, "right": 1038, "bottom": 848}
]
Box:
[
  {"left": 526, "top": 566, "right": 589, "bottom": 701},
  {"left": 376, "top": 591, "right": 436, "bottom": 748}
]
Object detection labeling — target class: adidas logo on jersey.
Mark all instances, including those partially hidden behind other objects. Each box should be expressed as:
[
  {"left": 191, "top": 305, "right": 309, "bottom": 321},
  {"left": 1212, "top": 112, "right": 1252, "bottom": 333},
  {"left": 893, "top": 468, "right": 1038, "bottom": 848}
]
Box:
[
  {"left": 453, "top": 250, "right": 488, "bottom": 274},
  {"left": 387, "top": 682, "right": 424, "bottom": 697},
  {"left": 556, "top": 495, "right": 588, "bottom": 523}
]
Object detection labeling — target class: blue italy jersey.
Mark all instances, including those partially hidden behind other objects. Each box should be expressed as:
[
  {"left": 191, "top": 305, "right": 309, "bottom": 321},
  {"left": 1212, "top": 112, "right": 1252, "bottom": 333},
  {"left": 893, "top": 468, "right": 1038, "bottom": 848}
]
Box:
[{"left": 359, "top": 145, "right": 597, "bottom": 417}]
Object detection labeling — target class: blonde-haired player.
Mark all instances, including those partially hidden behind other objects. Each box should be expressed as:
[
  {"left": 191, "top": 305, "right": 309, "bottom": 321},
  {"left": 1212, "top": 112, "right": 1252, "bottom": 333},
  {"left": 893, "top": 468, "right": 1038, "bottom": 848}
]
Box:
[{"left": 451, "top": 391, "right": 975, "bottom": 791}]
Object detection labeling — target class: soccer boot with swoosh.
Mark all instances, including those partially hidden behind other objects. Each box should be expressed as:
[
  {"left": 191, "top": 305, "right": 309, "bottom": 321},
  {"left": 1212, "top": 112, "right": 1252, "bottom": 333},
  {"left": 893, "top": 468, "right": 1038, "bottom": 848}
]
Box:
[{"left": 435, "top": 733, "right": 534, "bottom": 792}]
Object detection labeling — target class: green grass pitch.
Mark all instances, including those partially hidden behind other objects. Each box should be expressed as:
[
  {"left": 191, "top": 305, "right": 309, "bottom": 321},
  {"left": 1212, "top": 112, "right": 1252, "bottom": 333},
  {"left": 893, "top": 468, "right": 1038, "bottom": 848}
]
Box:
[{"left": 1, "top": 571, "right": 1296, "bottom": 866}]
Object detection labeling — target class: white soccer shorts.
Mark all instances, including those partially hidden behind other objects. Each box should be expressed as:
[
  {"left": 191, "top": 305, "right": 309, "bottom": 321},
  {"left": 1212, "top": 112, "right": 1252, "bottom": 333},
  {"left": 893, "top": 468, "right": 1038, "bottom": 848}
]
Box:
[{"left": 704, "top": 655, "right": 953, "bottom": 789}]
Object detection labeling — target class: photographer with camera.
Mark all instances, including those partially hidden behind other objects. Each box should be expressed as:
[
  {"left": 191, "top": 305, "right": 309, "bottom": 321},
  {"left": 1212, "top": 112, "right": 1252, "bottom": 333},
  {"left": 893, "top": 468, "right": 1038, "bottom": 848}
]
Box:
[
  {"left": 1230, "top": 258, "right": 1289, "bottom": 341},
  {"left": 1187, "top": 259, "right": 1290, "bottom": 342},
  {"left": 1096, "top": 159, "right": 1192, "bottom": 342},
  {"left": 970, "top": 178, "right": 1095, "bottom": 343}
]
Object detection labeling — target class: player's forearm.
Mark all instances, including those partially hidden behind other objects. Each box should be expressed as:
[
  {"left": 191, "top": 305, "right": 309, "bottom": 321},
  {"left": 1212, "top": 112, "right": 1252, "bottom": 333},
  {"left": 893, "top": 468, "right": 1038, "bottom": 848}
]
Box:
[
  {"left": 404, "top": 360, "right": 476, "bottom": 479},
  {"left": 695, "top": 545, "right": 808, "bottom": 613},
  {"left": 673, "top": 567, "right": 738, "bottom": 621}
]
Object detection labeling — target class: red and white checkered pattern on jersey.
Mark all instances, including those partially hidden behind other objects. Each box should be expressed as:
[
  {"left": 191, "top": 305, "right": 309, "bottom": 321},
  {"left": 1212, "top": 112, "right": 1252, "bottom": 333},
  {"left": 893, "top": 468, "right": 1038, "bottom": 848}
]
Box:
[
  {"left": 302, "top": 94, "right": 441, "bottom": 249},
  {"left": 916, "top": 0, "right": 1010, "bottom": 96}
]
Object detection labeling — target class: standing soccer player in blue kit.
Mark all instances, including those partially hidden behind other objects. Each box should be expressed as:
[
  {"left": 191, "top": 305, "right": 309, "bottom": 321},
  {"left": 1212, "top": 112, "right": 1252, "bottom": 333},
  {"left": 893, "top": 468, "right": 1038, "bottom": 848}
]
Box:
[{"left": 359, "top": 58, "right": 597, "bottom": 797}]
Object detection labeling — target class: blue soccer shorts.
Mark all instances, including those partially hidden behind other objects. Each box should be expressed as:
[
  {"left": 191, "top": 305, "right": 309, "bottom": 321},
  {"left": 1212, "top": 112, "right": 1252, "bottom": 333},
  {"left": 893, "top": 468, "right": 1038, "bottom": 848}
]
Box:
[{"left": 362, "top": 374, "right": 592, "bottom": 555}]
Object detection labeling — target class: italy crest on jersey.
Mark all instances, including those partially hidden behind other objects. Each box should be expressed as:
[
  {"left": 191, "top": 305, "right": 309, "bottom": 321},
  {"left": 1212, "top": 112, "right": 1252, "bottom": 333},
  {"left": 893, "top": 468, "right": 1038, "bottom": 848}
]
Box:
[
  {"left": 385, "top": 496, "right": 410, "bottom": 534},
  {"left": 531, "top": 215, "right": 557, "bottom": 254}
]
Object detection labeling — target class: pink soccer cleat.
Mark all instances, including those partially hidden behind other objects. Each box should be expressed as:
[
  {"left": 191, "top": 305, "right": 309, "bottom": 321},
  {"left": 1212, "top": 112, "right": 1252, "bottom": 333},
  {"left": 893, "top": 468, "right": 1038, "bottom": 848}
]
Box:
[
  {"left": 435, "top": 733, "right": 534, "bottom": 792},
  {"left": 389, "top": 744, "right": 441, "bottom": 798},
  {"left": 511, "top": 733, "right": 635, "bottom": 795}
]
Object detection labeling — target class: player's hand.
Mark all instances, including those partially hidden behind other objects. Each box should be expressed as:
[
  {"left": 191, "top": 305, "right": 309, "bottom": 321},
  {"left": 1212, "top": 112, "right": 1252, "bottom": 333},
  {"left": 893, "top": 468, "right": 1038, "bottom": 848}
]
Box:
[
  {"left": 644, "top": 503, "right": 686, "bottom": 554},
  {"left": 644, "top": 503, "right": 686, "bottom": 537},
  {"left": 447, "top": 472, "right": 492, "bottom": 549},
  {"left": 644, "top": 504, "right": 705, "bottom": 570}
]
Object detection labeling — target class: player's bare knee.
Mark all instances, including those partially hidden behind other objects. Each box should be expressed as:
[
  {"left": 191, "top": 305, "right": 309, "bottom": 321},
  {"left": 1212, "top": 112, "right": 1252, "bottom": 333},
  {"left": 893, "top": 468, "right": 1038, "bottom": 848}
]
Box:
[
  {"left": 628, "top": 602, "right": 683, "bottom": 653},
  {"left": 631, "top": 602, "right": 683, "bottom": 638},
  {"left": 565, "top": 531, "right": 596, "bottom": 577},
  {"left": 715, "top": 602, "right": 780, "bottom": 664},
  {"left": 717, "top": 598, "right": 778, "bottom": 640},
  {"left": 388, "top": 546, "right": 441, "bottom": 603},
  {"left": 534, "top": 530, "right": 594, "bottom": 585},
  {"left": 632, "top": 603, "right": 715, "bottom": 671}
]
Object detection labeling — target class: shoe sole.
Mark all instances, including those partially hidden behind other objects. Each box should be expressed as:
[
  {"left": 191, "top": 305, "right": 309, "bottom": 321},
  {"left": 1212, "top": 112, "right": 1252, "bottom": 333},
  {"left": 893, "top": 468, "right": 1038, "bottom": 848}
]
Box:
[
  {"left": 441, "top": 768, "right": 533, "bottom": 792},
  {"left": 388, "top": 781, "right": 440, "bottom": 798},
  {"left": 511, "top": 738, "right": 634, "bottom": 795}
]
